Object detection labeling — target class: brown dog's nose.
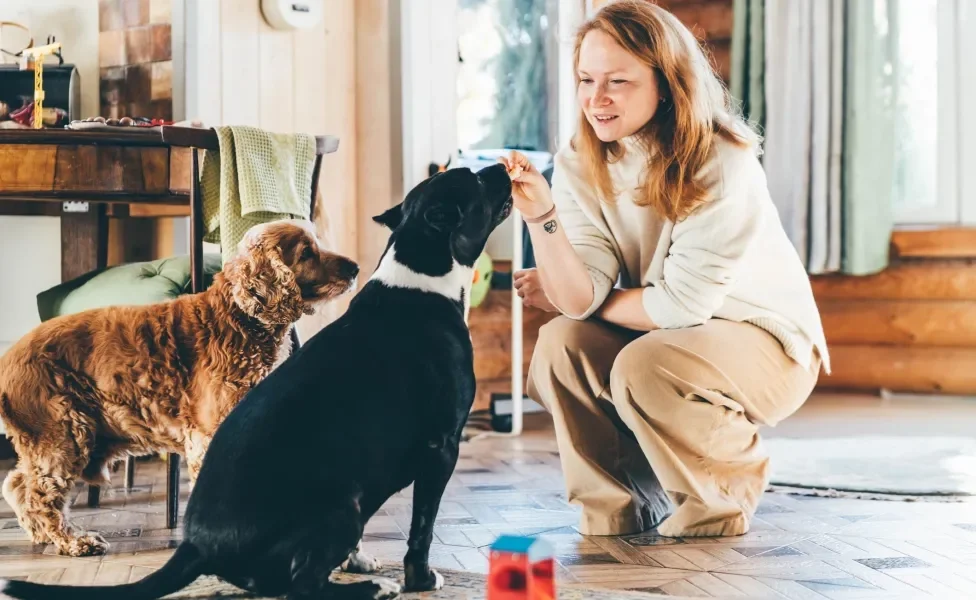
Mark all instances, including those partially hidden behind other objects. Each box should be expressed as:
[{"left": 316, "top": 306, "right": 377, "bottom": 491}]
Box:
[{"left": 341, "top": 259, "right": 360, "bottom": 280}]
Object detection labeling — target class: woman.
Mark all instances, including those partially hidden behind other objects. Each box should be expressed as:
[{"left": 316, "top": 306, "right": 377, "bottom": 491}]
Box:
[{"left": 501, "top": 0, "right": 829, "bottom": 539}]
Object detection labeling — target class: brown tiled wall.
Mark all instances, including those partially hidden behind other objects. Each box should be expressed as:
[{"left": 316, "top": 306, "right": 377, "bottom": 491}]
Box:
[
  {"left": 98, "top": 0, "right": 172, "bottom": 120},
  {"left": 655, "top": 0, "right": 733, "bottom": 83},
  {"left": 592, "top": 0, "right": 734, "bottom": 83}
]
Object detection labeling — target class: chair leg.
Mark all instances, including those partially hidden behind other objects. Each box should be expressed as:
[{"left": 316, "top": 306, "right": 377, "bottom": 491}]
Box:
[
  {"left": 89, "top": 454, "right": 134, "bottom": 507},
  {"left": 166, "top": 453, "right": 181, "bottom": 529},
  {"left": 124, "top": 456, "right": 135, "bottom": 491},
  {"left": 165, "top": 146, "right": 197, "bottom": 530}
]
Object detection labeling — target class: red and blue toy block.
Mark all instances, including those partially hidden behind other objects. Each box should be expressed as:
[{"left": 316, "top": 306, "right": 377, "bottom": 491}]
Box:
[{"left": 488, "top": 535, "right": 555, "bottom": 600}]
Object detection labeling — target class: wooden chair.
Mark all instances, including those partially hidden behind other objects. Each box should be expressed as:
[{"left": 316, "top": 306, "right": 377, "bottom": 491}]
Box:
[{"left": 86, "top": 125, "right": 339, "bottom": 530}]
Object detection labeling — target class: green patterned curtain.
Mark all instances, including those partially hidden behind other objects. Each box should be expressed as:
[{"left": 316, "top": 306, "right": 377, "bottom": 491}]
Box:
[
  {"left": 730, "top": 0, "right": 765, "bottom": 133},
  {"left": 840, "top": 0, "right": 898, "bottom": 275},
  {"left": 731, "top": 0, "right": 899, "bottom": 276}
]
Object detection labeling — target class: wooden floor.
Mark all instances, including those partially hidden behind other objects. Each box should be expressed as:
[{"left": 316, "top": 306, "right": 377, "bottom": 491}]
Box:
[{"left": 1, "top": 395, "right": 975, "bottom": 599}]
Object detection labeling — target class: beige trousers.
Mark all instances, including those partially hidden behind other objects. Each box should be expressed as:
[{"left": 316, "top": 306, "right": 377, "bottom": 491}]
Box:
[{"left": 527, "top": 316, "right": 820, "bottom": 538}]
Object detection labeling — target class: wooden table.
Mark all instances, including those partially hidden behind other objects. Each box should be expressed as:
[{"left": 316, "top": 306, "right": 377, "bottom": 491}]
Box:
[{"left": 0, "top": 128, "right": 193, "bottom": 281}]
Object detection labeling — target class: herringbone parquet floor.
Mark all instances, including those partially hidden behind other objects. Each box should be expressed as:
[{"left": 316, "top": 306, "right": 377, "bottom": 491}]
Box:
[{"left": 0, "top": 397, "right": 975, "bottom": 599}]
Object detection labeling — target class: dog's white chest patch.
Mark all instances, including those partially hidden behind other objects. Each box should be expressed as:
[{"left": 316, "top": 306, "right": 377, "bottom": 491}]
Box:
[{"left": 370, "top": 244, "right": 473, "bottom": 303}]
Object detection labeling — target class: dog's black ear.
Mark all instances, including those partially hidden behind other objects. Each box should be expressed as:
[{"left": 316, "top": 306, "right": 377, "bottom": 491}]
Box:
[
  {"left": 424, "top": 204, "right": 462, "bottom": 232},
  {"left": 372, "top": 203, "right": 403, "bottom": 230}
]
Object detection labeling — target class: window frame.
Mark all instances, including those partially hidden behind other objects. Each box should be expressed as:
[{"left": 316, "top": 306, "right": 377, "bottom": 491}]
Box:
[
  {"left": 894, "top": 0, "right": 969, "bottom": 227},
  {"left": 398, "top": 0, "right": 586, "bottom": 195},
  {"left": 958, "top": 0, "right": 976, "bottom": 226}
]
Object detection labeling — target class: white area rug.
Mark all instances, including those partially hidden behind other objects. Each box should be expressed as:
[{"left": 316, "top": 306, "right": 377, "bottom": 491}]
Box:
[{"left": 766, "top": 434, "right": 976, "bottom": 498}]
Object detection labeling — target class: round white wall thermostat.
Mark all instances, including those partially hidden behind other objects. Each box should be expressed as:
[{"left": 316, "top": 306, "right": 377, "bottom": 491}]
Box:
[{"left": 260, "top": 0, "right": 323, "bottom": 30}]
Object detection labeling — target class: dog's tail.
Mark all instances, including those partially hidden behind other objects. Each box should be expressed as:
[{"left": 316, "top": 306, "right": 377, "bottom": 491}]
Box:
[{"left": 0, "top": 541, "right": 205, "bottom": 600}]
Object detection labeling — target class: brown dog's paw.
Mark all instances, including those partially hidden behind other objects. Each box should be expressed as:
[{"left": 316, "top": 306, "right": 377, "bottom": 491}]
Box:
[
  {"left": 340, "top": 548, "right": 381, "bottom": 574},
  {"left": 57, "top": 533, "right": 109, "bottom": 557}
]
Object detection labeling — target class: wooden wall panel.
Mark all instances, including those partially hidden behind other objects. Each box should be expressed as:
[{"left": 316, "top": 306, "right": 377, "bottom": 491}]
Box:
[
  {"left": 891, "top": 228, "right": 976, "bottom": 259},
  {"left": 218, "top": 0, "right": 261, "bottom": 127},
  {"left": 811, "top": 261, "right": 976, "bottom": 301},
  {"left": 297, "top": 0, "right": 357, "bottom": 314},
  {"left": 813, "top": 233, "right": 976, "bottom": 395},
  {"left": 355, "top": 0, "right": 401, "bottom": 277},
  {"left": 820, "top": 300, "right": 976, "bottom": 347},
  {"left": 826, "top": 345, "right": 976, "bottom": 395},
  {"left": 258, "top": 20, "right": 296, "bottom": 135}
]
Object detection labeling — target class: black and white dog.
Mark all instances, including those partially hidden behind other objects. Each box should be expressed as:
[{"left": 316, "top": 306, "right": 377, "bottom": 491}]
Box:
[{"left": 0, "top": 162, "right": 514, "bottom": 600}]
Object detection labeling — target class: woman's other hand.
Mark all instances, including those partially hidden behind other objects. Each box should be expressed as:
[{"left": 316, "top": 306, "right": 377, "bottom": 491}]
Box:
[
  {"left": 513, "top": 268, "right": 558, "bottom": 312},
  {"left": 498, "top": 151, "right": 554, "bottom": 220}
]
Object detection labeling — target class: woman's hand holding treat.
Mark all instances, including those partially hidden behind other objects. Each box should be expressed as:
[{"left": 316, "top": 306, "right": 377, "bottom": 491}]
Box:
[{"left": 499, "top": 151, "right": 554, "bottom": 220}]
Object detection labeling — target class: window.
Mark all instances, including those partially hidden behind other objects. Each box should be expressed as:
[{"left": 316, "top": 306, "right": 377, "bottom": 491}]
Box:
[
  {"left": 893, "top": 0, "right": 973, "bottom": 226},
  {"left": 456, "top": 0, "right": 558, "bottom": 154},
  {"left": 399, "top": 0, "right": 584, "bottom": 260}
]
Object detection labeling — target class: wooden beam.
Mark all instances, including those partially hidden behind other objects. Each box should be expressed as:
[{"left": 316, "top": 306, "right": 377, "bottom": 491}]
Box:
[
  {"left": 891, "top": 227, "right": 976, "bottom": 259},
  {"left": 821, "top": 299, "right": 976, "bottom": 347},
  {"left": 355, "top": 0, "right": 400, "bottom": 279},
  {"left": 127, "top": 204, "right": 190, "bottom": 217},
  {"left": 0, "top": 201, "right": 61, "bottom": 217},
  {"left": 818, "top": 344, "right": 976, "bottom": 395},
  {"left": 811, "top": 261, "right": 976, "bottom": 300}
]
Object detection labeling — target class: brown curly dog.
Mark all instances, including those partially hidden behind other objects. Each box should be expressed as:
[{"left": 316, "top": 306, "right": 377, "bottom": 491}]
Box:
[{"left": 0, "top": 219, "right": 359, "bottom": 557}]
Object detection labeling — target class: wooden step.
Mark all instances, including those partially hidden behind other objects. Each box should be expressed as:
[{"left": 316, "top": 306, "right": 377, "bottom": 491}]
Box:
[
  {"left": 811, "top": 261, "right": 976, "bottom": 300},
  {"left": 820, "top": 299, "right": 976, "bottom": 347},
  {"left": 819, "top": 344, "right": 976, "bottom": 395}
]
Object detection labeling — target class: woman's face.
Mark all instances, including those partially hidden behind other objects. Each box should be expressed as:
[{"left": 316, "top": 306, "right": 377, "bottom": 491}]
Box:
[{"left": 577, "top": 29, "right": 660, "bottom": 142}]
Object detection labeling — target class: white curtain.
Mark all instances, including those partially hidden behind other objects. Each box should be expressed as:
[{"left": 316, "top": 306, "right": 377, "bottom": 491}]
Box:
[
  {"left": 762, "top": 0, "right": 845, "bottom": 274},
  {"left": 764, "top": 0, "right": 900, "bottom": 276}
]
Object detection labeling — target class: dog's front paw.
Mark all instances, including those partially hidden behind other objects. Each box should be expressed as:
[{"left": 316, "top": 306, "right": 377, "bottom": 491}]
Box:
[
  {"left": 58, "top": 533, "right": 109, "bottom": 557},
  {"left": 341, "top": 548, "right": 381, "bottom": 574},
  {"left": 403, "top": 567, "right": 444, "bottom": 592}
]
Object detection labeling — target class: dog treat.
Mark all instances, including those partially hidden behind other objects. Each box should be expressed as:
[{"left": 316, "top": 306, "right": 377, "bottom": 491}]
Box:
[
  {"left": 508, "top": 163, "right": 523, "bottom": 180},
  {"left": 76, "top": 115, "right": 173, "bottom": 128}
]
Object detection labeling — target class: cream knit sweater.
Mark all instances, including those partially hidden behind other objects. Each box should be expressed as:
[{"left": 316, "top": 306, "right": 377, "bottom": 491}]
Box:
[{"left": 549, "top": 134, "right": 831, "bottom": 373}]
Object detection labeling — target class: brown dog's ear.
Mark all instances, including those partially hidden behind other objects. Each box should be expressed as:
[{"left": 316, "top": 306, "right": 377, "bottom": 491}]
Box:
[{"left": 225, "top": 238, "right": 314, "bottom": 325}]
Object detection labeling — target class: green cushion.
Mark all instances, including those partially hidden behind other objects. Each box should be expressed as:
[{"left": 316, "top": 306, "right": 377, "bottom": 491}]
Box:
[
  {"left": 470, "top": 251, "right": 493, "bottom": 309},
  {"left": 37, "top": 254, "right": 223, "bottom": 322}
]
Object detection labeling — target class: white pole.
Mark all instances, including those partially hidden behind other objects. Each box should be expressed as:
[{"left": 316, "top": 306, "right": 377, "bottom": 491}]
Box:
[{"left": 509, "top": 208, "right": 525, "bottom": 436}]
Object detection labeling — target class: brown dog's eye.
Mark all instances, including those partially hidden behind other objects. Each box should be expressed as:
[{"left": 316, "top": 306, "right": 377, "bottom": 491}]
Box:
[{"left": 301, "top": 246, "right": 315, "bottom": 261}]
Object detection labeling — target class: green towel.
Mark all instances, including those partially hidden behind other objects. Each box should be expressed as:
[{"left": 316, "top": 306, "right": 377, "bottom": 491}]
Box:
[{"left": 200, "top": 125, "right": 317, "bottom": 264}]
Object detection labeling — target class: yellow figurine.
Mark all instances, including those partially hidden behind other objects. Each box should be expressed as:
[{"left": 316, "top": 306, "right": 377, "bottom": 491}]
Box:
[{"left": 19, "top": 40, "right": 62, "bottom": 129}]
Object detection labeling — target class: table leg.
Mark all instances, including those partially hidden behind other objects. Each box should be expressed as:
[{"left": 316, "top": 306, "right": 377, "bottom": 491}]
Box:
[
  {"left": 62, "top": 203, "right": 109, "bottom": 508},
  {"left": 125, "top": 456, "right": 135, "bottom": 490},
  {"left": 61, "top": 203, "right": 108, "bottom": 281}
]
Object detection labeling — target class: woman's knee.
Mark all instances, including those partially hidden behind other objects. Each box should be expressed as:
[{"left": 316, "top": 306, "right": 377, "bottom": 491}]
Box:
[
  {"left": 608, "top": 336, "right": 677, "bottom": 417},
  {"left": 533, "top": 317, "right": 595, "bottom": 363},
  {"left": 528, "top": 316, "right": 622, "bottom": 409}
]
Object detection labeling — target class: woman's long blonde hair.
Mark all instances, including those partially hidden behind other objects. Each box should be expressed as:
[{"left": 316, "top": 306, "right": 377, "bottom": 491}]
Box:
[{"left": 572, "top": 0, "right": 760, "bottom": 222}]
